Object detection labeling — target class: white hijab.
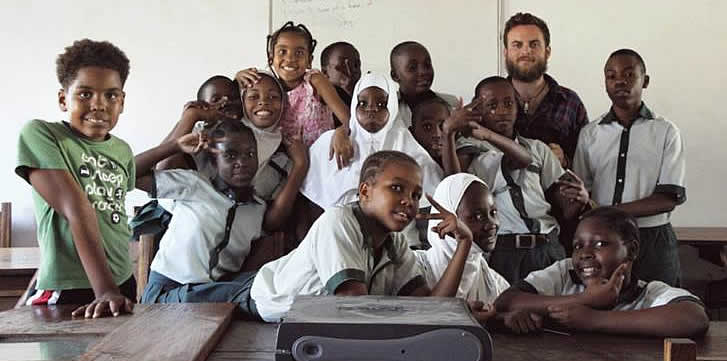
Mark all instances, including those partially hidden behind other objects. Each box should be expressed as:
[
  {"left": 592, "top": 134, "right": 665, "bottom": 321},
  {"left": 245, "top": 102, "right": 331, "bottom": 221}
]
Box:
[
  {"left": 240, "top": 70, "right": 284, "bottom": 168},
  {"left": 421, "top": 173, "right": 510, "bottom": 304},
  {"left": 300, "top": 72, "right": 442, "bottom": 208}
]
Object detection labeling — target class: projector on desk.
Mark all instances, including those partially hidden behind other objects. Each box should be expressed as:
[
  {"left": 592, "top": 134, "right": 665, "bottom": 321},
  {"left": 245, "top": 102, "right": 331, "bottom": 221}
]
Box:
[{"left": 275, "top": 296, "right": 493, "bottom": 361}]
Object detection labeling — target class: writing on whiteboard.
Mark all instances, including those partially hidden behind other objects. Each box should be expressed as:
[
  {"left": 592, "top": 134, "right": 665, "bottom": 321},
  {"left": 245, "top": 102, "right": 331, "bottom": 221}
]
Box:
[{"left": 276, "top": 0, "right": 373, "bottom": 28}]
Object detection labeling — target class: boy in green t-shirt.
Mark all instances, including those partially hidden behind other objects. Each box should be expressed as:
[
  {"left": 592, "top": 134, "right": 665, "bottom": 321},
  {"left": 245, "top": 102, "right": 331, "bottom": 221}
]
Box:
[{"left": 16, "top": 39, "right": 135, "bottom": 318}]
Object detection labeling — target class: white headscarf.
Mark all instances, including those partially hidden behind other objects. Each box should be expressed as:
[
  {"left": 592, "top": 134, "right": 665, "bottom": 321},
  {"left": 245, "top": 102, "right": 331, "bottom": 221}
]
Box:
[
  {"left": 300, "top": 72, "right": 442, "bottom": 208},
  {"left": 420, "top": 173, "right": 509, "bottom": 304},
  {"left": 240, "top": 70, "right": 285, "bottom": 168}
]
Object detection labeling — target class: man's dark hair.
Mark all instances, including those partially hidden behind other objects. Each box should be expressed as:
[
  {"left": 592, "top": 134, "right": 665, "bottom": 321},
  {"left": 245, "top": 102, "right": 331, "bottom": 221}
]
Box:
[{"left": 503, "top": 12, "right": 551, "bottom": 48}]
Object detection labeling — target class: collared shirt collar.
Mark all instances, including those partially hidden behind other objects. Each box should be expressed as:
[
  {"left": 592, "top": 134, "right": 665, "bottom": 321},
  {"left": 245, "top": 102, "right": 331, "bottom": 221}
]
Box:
[
  {"left": 599, "top": 102, "right": 655, "bottom": 125},
  {"left": 211, "top": 176, "right": 260, "bottom": 205},
  {"left": 351, "top": 202, "right": 400, "bottom": 263}
]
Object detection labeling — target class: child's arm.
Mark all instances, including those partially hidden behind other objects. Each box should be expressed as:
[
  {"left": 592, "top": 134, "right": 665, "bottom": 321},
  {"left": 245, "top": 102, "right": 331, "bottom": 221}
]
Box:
[
  {"left": 495, "top": 263, "right": 628, "bottom": 314},
  {"left": 136, "top": 133, "right": 206, "bottom": 192},
  {"left": 156, "top": 101, "right": 226, "bottom": 171},
  {"left": 441, "top": 99, "right": 485, "bottom": 175},
  {"left": 262, "top": 133, "right": 309, "bottom": 232},
  {"left": 417, "top": 194, "right": 474, "bottom": 297},
  {"left": 554, "top": 170, "right": 590, "bottom": 219},
  {"left": 468, "top": 122, "right": 532, "bottom": 169},
  {"left": 309, "top": 72, "right": 354, "bottom": 170},
  {"left": 613, "top": 194, "right": 678, "bottom": 217},
  {"left": 28, "top": 169, "right": 132, "bottom": 318},
  {"left": 547, "top": 301, "right": 709, "bottom": 337}
]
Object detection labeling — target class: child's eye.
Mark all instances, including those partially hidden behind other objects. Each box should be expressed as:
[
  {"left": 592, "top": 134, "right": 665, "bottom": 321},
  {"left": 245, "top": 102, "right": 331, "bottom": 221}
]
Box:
[
  {"left": 573, "top": 243, "right": 583, "bottom": 250},
  {"left": 412, "top": 191, "right": 422, "bottom": 201},
  {"left": 78, "top": 91, "right": 92, "bottom": 99},
  {"left": 490, "top": 209, "right": 498, "bottom": 217},
  {"left": 594, "top": 241, "right": 608, "bottom": 248},
  {"left": 357, "top": 101, "right": 366, "bottom": 108},
  {"left": 248, "top": 152, "right": 256, "bottom": 158},
  {"left": 295, "top": 49, "right": 305, "bottom": 57},
  {"left": 105, "top": 92, "right": 119, "bottom": 101},
  {"left": 504, "top": 100, "right": 513, "bottom": 108},
  {"left": 377, "top": 102, "right": 386, "bottom": 109},
  {"left": 390, "top": 184, "right": 402, "bottom": 192},
  {"left": 423, "top": 124, "right": 432, "bottom": 132}
]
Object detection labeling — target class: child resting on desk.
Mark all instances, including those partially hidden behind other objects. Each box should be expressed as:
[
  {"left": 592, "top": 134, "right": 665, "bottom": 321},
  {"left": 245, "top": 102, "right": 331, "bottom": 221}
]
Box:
[
  {"left": 17, "top": 39, "right": 135, "bottom": 318},
  {"left": 494, "top": 207, "right": 709, "bottom": 337},
  {"left": 251, "top": 150, "right": 488, "bottom": 322}
]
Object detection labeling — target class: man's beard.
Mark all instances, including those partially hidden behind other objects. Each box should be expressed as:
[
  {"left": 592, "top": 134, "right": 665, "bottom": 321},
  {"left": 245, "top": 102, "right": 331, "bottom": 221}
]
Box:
[{"left": 506, "top": 56, "right": 548, "bottom": 82}]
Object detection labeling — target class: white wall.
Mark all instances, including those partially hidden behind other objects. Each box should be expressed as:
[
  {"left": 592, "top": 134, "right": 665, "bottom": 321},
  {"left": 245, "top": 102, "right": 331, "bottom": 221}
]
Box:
[
  {"left": 1, "top": 0, "right": 724, "bottom": 247},
  {"left": 504, "top": 0, "right": 727, "bottom": 226},
  {"left": 0, "top": 1, "right": 269, "bottom": 246}
]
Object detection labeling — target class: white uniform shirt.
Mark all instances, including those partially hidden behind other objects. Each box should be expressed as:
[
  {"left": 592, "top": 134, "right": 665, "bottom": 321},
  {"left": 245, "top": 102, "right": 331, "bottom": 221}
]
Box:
[
  {"left": 461, "top": 136, "right": 565, "bottom": 235},
  {"left": 521, "top": 259, "right": 702, "bottom": 310},
  {"left": 573, "top": 104, "right": 686, "bottom": 227},
  {"left": 251, "top": 204, "right": 425, "bottom": 322},
  {"left": 149, "top": 170, "right": 266, "bottom": 284}
]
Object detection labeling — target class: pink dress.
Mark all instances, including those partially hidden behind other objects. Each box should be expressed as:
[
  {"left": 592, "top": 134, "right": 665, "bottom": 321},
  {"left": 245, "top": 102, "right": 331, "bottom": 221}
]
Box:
[{"left": 280, "top": 69, "right": 334, "bottom": 147}]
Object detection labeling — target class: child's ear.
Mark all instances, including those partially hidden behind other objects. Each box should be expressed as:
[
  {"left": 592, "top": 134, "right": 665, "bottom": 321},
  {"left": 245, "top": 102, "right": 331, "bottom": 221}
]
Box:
[
  {"left": 358, "top": 181, "right": 370, "bottom": 202},
  {"left": 390, "top": 69, "right": 399, "bottom": 82},
  {"left": 58, "top": 88, "right": 68, "bottom": 112},
  {"left": 626, "top": 240, "right": 640, "bottom": 261},
  {"left": 642, "top": 74, "right": 650, "bottom": 89}
]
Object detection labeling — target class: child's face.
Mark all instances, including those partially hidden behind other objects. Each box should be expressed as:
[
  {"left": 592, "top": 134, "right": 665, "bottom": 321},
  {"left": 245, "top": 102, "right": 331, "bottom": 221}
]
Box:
[
  {"left": 211, "top": 132, "right": 259, "bottom": 189},
  {"left": 58, "top": 66, "right": 124, "bottom": 141},
  {"left": 476, "top": 82, "right": 517, "bottom": 138},
  {"left": 356, "top": 86, "right": 389, "bottom": 133},
  {"left": 271, "top": 32, "right": 312, "bottom": 88},
  {"left": 391, "top": 45, "right": 434, "bottom": 96},
  {"left": 243, "top": 76, "right": 283, "bottom": 128},
  {"left": 199, "top": 79, "right": 242, "bottom": 120},
  {"left": 323, "top": 45, "right": 361, "bottom": 94},
  {"left": 456, "top": 182, "right": 499, "bottom": 253},
  {"left": 411, "top": 102, "right": 449, "bottom": 161},
  {"left": 359, "top": 161, "right": 423, "bottom": 233},
  {"left": 572, "top": 217, "right": 634, "bottom": 285},
  {"left": 605, "top": 55, "right": 649, "bottom": 111}
]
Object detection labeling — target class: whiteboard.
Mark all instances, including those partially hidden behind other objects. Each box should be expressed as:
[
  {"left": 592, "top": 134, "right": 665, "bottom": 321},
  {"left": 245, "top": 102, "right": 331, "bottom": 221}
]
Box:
[{"left": 272, "top": 0, "right": 501, "bottom": 100}]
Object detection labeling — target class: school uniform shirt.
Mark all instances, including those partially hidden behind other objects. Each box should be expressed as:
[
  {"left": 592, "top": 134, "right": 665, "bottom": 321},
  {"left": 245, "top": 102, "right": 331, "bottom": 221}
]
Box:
[
  {"left": 397, "top": 91, "right": 459, "bottom": 128},
  {"left": 518, "top": 258, "right": 703, "bottom": 310},
  {"left": 149, "top": 169, "right": 266, "bottom": 284},
  {"left": 460, "top": 136, "right": 565, "bottom": 235},
  {"left": 415, "top": 174, "right": 510, "bottom": 304},
  {"left": 251, "top": 203, "right": 426, "bottom": 322},
  {"left": 573, "top": 104, "right": 686, "bottom": 228},
  {"left": 16, "top": 120, "right": 134, "bottom": 291}
]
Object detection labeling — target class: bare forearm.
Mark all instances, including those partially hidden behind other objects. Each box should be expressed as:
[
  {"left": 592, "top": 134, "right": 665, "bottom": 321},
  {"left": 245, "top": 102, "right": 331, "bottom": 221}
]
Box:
[
  {"left": 441, "top": 131, "right": 462, "bottom": 175},
  {"left": 157, "top": 113, "right": 198, "bottom": 170},
  {"left": 312, "top": 74, "right": 350, "bottom": 128},
  {"left": 614, "top": 193, "right": 677, "bottom": 217},
  {"left": 587, "top": 303, "right": 709, "bottom": 337},
  {"left": 263, "top": 164, "right": 307, "bottom": 231},
  {"left": 495, "top": 289, "right": 586, "bottom": 314},
  {"left": 135, "top": 140, "right": 181, "bottom": 180},
  {"left": 430, "top": 239, "right": 472, "bottom": 297}
]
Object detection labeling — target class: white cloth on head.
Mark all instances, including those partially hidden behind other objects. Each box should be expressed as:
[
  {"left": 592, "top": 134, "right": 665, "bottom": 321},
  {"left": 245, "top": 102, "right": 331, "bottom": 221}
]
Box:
[
  {"left": 240, "top": 70, "right": 285, "bottom": 169},
  {"left": 415, "top": 173, "right": 509, "bottom": 304},
  {"left": 300, "top": 72, "right": 443, "bottom": 208}
]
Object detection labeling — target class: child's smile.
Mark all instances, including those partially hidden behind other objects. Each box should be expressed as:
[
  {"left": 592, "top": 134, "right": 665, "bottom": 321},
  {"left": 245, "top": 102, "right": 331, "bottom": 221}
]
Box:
[
  {"left": 392, "top": 45, "right": 434, "bottom": 96},
  {"left": 572, "top": 217, "right": 633, "bottom": 284},
  {"left": 272, "top": 32, "right": 311, "bottom": 89},
  {"left": 244, "top": 76, "right": 283, "bottom": 128}
]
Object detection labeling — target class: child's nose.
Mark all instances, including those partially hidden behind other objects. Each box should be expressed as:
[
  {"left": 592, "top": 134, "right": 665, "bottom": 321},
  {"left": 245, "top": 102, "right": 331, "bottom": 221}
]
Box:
[{"left": 90, "top": 94, "right": 106, "bottom": 111}]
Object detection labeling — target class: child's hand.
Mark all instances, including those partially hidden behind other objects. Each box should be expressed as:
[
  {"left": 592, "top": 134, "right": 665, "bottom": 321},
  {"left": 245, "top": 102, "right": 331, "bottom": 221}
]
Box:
[
  {"left": 468, "top": 300, "right": 497, "bottom": 323},
  {"left": 468, "top": 121, "right": 497, "bottom": 142},
  {"left": 547, "top": 303, "right": 597, "bottom": 331},
  {"left": 417, "top": 193, "right": 473, "bottom": 243},
  {"left": 71, "top": 291, "right": 134, "bottom": 318},
  {"left": 235, "top": 67, "right": 262, "bottom": 88},
  {"left": 177, "top": 132, "right": 208, "bottom": 155},
  {"left": 330, "top": 126, "right": 354, "bottom": 169},
  {"left": 183, "top": 98, "right": 229, "bottom": 123},
  {"left": 442, "top": 97, "right": 483, "bottom": 136},
  {"left": 580, "top": 263, "right": 628, "bottom": 309},
  {"left": 501, "top": 310, "right": 544, "bottom": 334},
  {"left": 285, "top": 128, "right": 309, "bottom": 169},
  {"left": 558, "top": 170, "right": 589, "bottom": 206},
  {"left": 548, "top": 143, "right": 567, "bottom": 167}
]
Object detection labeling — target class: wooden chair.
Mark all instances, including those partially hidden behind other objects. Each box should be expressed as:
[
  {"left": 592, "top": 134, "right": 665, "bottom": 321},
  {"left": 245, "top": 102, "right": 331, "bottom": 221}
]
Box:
[
  {"left": 135, "top": 233, "right": 157, "bottom": 302},
  {"left": 664, "top": 338, "right": 696, "bottom": 361},
  {"left": 0, "top": 202, "right": 11, "bottom": 248}
]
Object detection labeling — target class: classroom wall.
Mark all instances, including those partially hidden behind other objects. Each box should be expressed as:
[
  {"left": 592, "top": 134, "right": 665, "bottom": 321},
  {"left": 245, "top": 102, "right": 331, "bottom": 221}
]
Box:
[
  {"left": 1, "top": 1, "right": 724, "bottom": 247},
  {"left": 0, "top": 0, "right": 269, "bottom": 246}
]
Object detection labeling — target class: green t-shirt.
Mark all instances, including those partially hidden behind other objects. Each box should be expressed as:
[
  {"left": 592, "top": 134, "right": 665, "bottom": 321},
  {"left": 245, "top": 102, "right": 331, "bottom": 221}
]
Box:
[{"left": 16, "top": 120, "right": 135, "bottom": 290}]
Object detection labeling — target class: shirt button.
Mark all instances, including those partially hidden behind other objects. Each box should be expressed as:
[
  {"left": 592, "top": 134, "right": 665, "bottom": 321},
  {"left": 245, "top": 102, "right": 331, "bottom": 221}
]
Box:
[
  {"left": 620, "top": 153, "right": 626, "bottom": 157},
  {"left": 618, "top": 179, "right": 623, "bottom": 183}
]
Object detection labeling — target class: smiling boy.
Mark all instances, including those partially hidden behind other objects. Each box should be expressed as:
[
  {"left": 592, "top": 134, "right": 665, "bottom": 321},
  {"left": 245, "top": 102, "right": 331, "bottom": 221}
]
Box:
[{"left": 16, "top": 39, "right": 135, "bottom": 317}]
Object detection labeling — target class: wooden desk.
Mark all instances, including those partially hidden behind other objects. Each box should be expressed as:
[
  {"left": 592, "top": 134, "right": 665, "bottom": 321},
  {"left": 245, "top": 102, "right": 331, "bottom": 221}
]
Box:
[
  {"left": 0, "top": 247, "right": 40, "bottom": 309},
  {"left": 676, "top": 227, "right": 727, "bottom": 246},
  {"left": 2, "top": 305, "right": 726, "bottom": 361}
]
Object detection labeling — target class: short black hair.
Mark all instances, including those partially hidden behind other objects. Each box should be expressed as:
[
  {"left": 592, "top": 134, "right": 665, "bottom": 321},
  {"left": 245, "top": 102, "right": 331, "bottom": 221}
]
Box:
[
  {"left": 359, "top": 151, "right": 420, "bottom": 185},
  {"left": 411, "top": 96, "right": 451, "bottom": 127},
  {"left": 473, "top": 76, "right": 512, "bottom": 98},
  {"left": 320, "top": 41, "right": 358, "bottom": 68},
  {"left": 607, "top": 48, "right": 647, "bottom": 74},
  {"left": 579, "top": 207, "right": 640, "bottom": 260},
  {"left": 389, "top": 41, "right": 427, "bottom": 70},
  {"left": 196, "top": 75, "right": 238, "bottom": 101},
  {"left": 503, "top": 12, "right": 551, "bottom": 48},
  {"left": 267, "top": 21, "right": 317, "bottom": 62},
  {"left": 56, "top": 39, "right": 130, "bottom": 88}
]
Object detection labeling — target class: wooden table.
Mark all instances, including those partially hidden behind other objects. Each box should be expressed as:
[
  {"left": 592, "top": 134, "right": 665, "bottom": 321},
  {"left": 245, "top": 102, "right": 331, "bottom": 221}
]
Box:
[
  {"left": 0, "top": 247, "right": 40, "bottom": 309},
  {"left": 675, "top": 227, "right": 727, "bottom": 246},
  {"left": 2, "top": 304, "right": 726, "bottom": 361}
]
